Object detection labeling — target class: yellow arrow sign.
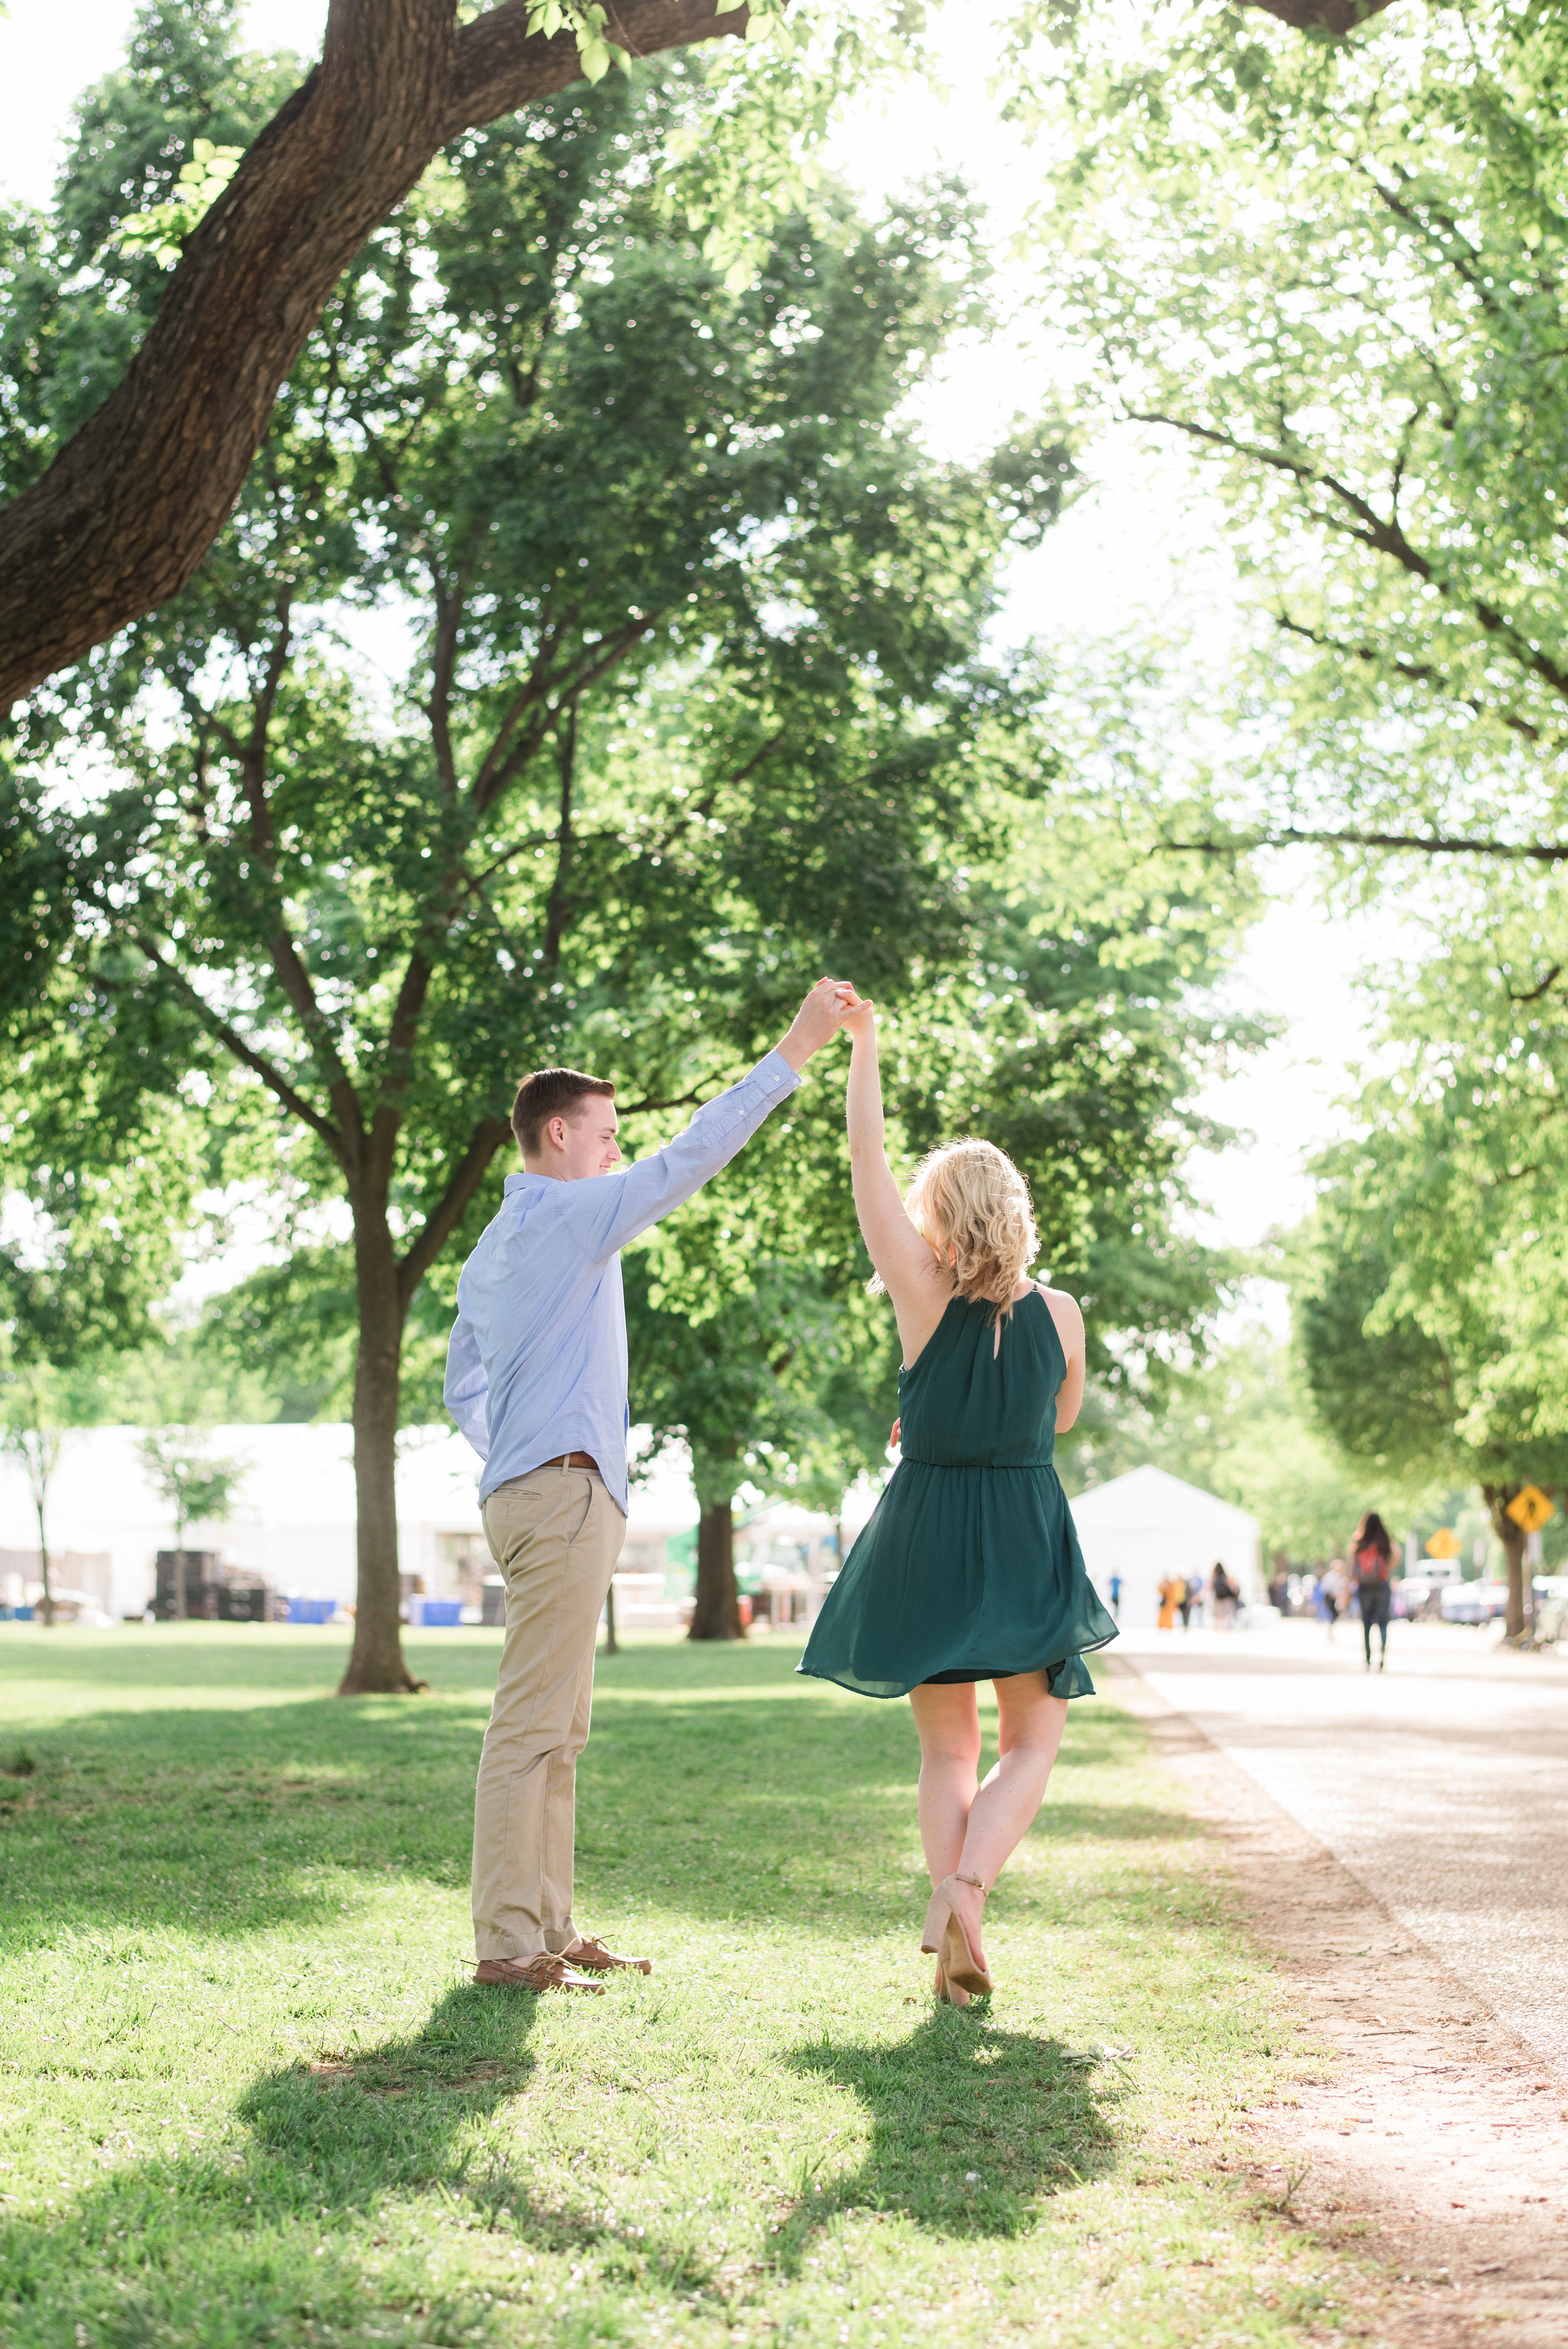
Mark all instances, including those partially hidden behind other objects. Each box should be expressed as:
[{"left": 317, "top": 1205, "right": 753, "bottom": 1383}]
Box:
[
  {"left": 1425, "top": 1527, "right": 1462, "bottom": 1559},
  {"left": 1506, "top": 1485, "right": 1556, "bottom": 1534}
]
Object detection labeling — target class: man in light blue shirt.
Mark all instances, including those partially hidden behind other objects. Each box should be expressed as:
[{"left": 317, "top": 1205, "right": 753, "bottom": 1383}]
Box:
[{"left": 446, "top": 978, "right": 857, "bottom": 1993}]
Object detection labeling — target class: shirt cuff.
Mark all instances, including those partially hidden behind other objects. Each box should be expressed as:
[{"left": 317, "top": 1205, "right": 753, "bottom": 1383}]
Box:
[{"left": 756, "top": 1047, "right": 804, "bottom": 1095}]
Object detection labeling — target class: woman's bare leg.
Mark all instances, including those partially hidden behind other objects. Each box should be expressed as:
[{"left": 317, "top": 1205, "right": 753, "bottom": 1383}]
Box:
[
  {"left": 907, "top": 1682, "right": 982, "bottom": 1890},
  {"left": 948, "top": 1672, "right": 1068, "bottom": 1971}
]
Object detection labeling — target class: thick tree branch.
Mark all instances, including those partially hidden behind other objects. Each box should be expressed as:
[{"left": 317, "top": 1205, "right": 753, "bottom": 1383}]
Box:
[
  {"left": 542, "top": 699, "right": 580, "bottom": 971},
  {"left": 365, "top": 944, "right": 439, "bottom": 1192},
  {"left": 1239, "top": 0, "right": 1399, "bottom": 31},
  {"left": 0, "top": 0, "right": 748, "bottom": 709},
  {"left": 1166, "top": 824, "right": 1568, "bottom": 864},
  {"left": 214, "top": 599, "right": 363, "bottom": 1150},
  {"left": 1274, "top": 609, "right": 1547, "bottom": 744},
  {"left": 131, "top": 934, "right": 348, "bottom": 1158},
  {"left": 1133, "top": 408, "right": 1568, "bottom": 707},
  {"left": 470, "top": 615, "right": 654, "bottom": 814}
]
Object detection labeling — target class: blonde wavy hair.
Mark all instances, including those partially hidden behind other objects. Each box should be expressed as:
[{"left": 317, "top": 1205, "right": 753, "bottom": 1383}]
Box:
[{"left": 876, "top": 1138, "right": 1041, "bottom": 1325}]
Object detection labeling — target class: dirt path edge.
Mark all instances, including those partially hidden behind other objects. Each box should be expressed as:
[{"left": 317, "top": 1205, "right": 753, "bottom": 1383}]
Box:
[{"left": 1104, "top": 1653, "right": 1568, "bottom": 2347}]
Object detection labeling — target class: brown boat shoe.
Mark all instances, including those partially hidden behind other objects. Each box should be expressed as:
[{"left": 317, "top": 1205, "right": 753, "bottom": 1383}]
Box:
[
  {"left": 473, "top": 1953, "right": 605, "bottom": 1994},
  {"left": 563, "top": 1933, "right": 653, "bottom": 1976}
]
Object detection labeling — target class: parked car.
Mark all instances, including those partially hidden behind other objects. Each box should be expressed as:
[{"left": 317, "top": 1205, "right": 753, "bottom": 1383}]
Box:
[
  {"left": 1440, "top": 1579, "right": 1510, "bottom": 1625},
  {"left": 1398, "top": 1563, "right": 1461, "bottom": 1619}
]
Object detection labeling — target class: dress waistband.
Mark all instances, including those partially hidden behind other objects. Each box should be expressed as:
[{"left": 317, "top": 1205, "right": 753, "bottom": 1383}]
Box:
[{"left": 899, "top": 1455, "right": 1056, "bottom": 1470}]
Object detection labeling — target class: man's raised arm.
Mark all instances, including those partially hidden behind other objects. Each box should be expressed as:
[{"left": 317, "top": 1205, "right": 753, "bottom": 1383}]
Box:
[{"left": 566, "top": 979, "right": 859, "bottom": 1264}]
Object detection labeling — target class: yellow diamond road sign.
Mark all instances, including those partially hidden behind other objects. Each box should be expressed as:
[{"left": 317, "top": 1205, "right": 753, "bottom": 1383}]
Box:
[
  {"left": 1425, "top": 1527, "right": 1462, "bottom": 1559},
  {"left": 1506, "top": 1485, "right": 1557, "bottom": 1534}
]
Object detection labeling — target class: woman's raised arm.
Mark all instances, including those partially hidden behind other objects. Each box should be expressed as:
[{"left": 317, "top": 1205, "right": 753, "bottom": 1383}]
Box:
[{"left": 843, "top": 1004, "right": 952, "bottom": 1365}]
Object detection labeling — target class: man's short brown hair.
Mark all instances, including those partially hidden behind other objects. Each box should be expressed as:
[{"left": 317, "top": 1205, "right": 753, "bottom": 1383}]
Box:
[{"left": 511, "top": 1067, "right": 615, "bottom": 1156}]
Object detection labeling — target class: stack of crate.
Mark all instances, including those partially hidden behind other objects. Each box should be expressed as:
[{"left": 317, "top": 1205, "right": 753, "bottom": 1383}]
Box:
[{"left": 153, "top": 1552, "right": 276, "bottom": 1621}]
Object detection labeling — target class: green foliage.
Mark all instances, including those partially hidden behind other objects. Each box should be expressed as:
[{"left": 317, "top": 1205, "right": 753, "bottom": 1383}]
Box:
[
  {"left": 2, "top": 9, "right": 1260, "bottom": 1544},
  {"left": 1292, "top": 887, "right": 1568, "bottom": 1499},
  {"left": 0, "top": 1, "right": 303, "bottom": 491},
  {"left": 1061, "top": 1324, "right": 1431, "bottom": 1564},
  {"left": 0, "top": 1022, "right": 194, "bottom": 1492},
  {"left": 624, "top": 1082, "right": 899, "bottom": 1512},
  {"left": 136, "top": 1426, "right": 249, "bottom": 1541},
  {"left": 5, "top": 41, "right": 1061, "bottom": 1452},
  {"left": 119, "top": 134, "right": 243, "bottom": 264},
  {"left": 1032, "top": 0, "right": 1568, "bottom": 859},
  {"left": 620, "top": 775, "right": 1261, "bottom": 1513}
]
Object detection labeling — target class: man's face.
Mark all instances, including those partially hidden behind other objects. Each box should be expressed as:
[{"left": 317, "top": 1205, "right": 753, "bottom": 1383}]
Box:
[{"left": 550, "top": 1097, "right": 622, "bottom": 1182}]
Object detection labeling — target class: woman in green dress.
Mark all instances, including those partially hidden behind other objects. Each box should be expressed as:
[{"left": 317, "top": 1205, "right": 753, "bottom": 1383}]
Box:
[{"left": 799, "top": 997, "right": 1116, "bottom": 2002}]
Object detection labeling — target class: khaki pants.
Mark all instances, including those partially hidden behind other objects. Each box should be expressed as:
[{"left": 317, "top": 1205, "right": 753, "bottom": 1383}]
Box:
[{"left": 472, "top": 1462, "right": 625, "bottom": 1961}]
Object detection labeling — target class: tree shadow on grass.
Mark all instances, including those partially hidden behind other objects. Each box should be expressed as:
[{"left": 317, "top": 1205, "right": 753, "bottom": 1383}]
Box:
[
  {"left": 0, "top": 1983, "right": 537, "bottom": 2348},
  {"left": 0, "top": 1983, "right": 721, "bottom": 2348},
  {"left": 0, "top": 1644, "right": 1192, "bottom": 1950},
  {"left": 0, "top": 1694, "right": 492, "bottom": 1948},
  {"left": 773, "top": 2010, "right": 1125, "bottom": 2259}
]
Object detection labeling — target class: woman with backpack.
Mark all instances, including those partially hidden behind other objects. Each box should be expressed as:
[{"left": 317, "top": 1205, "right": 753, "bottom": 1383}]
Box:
[{"left": 1350, "top": 1512, "right": 1395, "bottom": 1671}]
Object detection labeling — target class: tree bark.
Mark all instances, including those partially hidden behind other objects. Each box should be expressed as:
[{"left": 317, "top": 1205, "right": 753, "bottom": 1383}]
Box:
[
  {"left": 30, "top": 1475, "right": 54, "bottom": 1631},
  {"left": 1242, "top": 0, "right": 1399, "bottom": 31},
  {"left": 1500, "top": 1519, "right": 1527, "bottom": 1641},
  {"left": 1485, "top": 1486, "right": 1529, "bottom": 1642},
  {"left": 688, "top": 1499, "right": 745, "bottom": 1641},
  {"left": 0, "top": 0, "right": 748, "bottom": 710},
  {"left": 338, "top": 1193, "right": 425, "bottom": 1694}
]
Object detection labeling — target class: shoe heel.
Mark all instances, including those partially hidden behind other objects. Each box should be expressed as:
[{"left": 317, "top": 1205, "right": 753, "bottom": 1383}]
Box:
[
  {"left": 920, "top": 1888, "right": 949, "bottom": 1955},
  {"left": 941, "top": 1910, "right": 992, "bottom": 1997}
]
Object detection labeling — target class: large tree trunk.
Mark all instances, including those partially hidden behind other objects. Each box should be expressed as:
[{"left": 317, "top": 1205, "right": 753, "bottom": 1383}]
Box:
[
  {"left": 1485, "top": 1488, "right": 1529, "bottom": 1642},
  {"left": 688, "top": 1499, "right": 745, "bottom": 1642},
  {"left": 1500, "top": 1520, "right": 1527, "bottom": 1642},
  {"left": 0, "top": 0, "right": 748, "bottom": 709},
  {"left": 339, "top": 1198, "right": 423, "bottom": 1695}
]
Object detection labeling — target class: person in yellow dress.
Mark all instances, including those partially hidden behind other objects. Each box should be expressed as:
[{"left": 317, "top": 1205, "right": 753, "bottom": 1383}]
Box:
[{"left": 1156, "top": 1573, "right": 1182, "bottom": 1631}]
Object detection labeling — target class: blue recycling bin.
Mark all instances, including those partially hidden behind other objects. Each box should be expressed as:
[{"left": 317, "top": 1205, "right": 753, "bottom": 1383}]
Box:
[
  {"left": 285, "top": 1597, "right": 337, "bottom": 1626},
  {"left": 414, "top": 1599, "right": 463, "bottom": 1627}
]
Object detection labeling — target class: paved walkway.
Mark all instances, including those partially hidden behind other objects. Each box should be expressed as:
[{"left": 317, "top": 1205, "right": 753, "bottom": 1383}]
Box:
[{"left": 1117, "top": 1618, "right": 1568, "bottom": 2081}]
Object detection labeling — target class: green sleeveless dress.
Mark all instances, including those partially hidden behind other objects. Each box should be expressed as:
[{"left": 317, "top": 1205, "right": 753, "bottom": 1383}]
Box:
[{"left": 798, "top": 1289, "right": 1117, "bottom": 1700}]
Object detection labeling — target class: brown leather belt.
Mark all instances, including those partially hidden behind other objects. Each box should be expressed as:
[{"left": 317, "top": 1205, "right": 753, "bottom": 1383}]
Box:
[{"left": 543, "top": 1451, "right": 600, "bottom": 1472}]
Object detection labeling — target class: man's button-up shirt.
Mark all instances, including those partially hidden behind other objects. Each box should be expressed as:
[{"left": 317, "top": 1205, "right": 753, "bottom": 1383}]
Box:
[{"left": 443, "top": 1049, "right": 801, "bottom": 1514}]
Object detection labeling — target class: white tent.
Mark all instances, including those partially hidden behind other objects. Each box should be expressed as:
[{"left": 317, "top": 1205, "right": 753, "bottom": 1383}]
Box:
[{"left": 1068, "top": 1464, "right": 1262, "bottom": 1631}]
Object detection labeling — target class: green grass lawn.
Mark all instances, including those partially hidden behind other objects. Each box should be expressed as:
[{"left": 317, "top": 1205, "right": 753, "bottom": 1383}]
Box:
[{"left": 0, "top": 1626, "right": 1365, "bottom": 2348}]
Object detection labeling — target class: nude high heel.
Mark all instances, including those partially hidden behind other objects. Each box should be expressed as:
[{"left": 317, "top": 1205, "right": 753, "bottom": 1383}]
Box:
[
  {"left": 921, "top": 1872, "right": 992, "bottom": 1996},
  {"left": 933, "top": 1956, "right": 971, "bottom": 2007}
]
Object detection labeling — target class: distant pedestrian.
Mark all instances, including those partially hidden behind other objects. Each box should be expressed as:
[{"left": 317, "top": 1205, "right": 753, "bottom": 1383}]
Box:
[
  {"left": 1210, "top": 1561, "right": 1237, "bottom": 1628},
  {"left": 1351, "top": 1511, "right": 1395, "bottom": 1672},
  {"left": 1320, "top": 1557, "right": 1348, "bottom": 1641},
  {"left": 1157, "top": 1572, "right": 1182, "bottom": 1631},
  {"left": 1108, "top": 1574, "right": 1122, "bottom": 1622},
  {"left": 1177, "top": 1574, "right": 1194, "bottom": 1631}
]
